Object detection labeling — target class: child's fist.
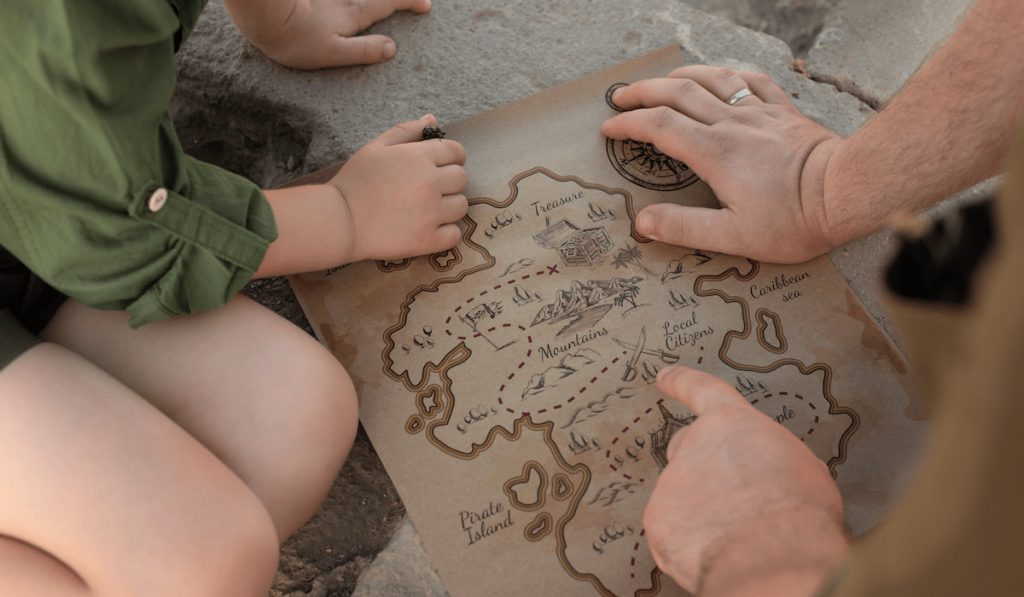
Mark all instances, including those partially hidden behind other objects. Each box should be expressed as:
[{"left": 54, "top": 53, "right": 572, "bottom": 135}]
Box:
[
  {"left": 331, "top": 115, "right": 468, "bottom": 262},
  {"left": 232, "top": 0, "right": 433, "bottom": 70}
]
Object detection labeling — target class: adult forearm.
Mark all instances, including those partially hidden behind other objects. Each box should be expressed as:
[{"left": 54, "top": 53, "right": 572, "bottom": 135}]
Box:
[
  {"left": 254, "top": 184, "right": 355, "bottom": 279},
  {"left": 823, "top": 0, "right": 1024, "bottom": 244}
]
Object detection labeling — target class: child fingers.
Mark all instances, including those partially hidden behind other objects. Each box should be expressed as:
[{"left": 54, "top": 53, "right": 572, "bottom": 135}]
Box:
[
  {"left": 436, "top": 165, "right": 468, "bottom": 195},
  {"left": 390, "top": 0, "right": 433, "bottom": 16},
  {"left": 332, "top": 35, "right": 398, "bottom": 66},
  {"left": 375, "top": 115, "right": 437, "bottom": 146},
  {"left": 432, "top": 223, "right": 463, "bottom": 252},
  {"left": 361, "top": 0, "right": 431, "bottom": 24},
  {"left": 421, "top": 139, "right": 467, "bottom": 166},
  {"left": 438, "top": 194, "right": 470, "bottom": 223}
]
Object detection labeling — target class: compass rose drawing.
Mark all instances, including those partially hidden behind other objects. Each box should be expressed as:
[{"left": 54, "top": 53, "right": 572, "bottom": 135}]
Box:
[{"left": 605, "top": 138, "right": 701, "bottom": 191}]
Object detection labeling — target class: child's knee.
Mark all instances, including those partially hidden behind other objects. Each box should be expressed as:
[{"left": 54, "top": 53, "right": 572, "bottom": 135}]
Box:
[
  {"left": 276, "top": 344, "right": 359, "bottom": 479},
  {"left": 123, "top": 483, "right": 279, "bottom": 597},
  {"left": 311, "top": 357, "right": 359, "bottom": 467}
]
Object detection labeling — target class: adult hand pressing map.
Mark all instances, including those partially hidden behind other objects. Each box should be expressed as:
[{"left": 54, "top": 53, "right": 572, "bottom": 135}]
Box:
[{"left": 601, "top": 66, "right": 841, "bottom": 264}]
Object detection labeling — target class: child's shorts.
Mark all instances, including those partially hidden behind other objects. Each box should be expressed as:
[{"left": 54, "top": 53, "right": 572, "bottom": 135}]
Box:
[{"left": 1, "top": 246, "right": 67, "bottom": 370}]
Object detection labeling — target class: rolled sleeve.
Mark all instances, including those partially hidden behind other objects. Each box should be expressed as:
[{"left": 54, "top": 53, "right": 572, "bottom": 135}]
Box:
[
  {"left": 0, "top": 0, "right": 276, "bottom": 327},
  {"left": 122, "top": 160, "right": 277, "bottom": 326}
]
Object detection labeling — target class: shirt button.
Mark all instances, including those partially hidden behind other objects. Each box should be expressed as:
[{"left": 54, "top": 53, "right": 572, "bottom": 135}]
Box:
[{"left": 148, "top": 188, "right": 168, "bottom": 213}]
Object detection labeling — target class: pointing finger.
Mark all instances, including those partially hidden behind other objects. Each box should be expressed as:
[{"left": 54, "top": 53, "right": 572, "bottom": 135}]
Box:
[{"left": 656, "top": 366, "right": 745, "bottom": 416}]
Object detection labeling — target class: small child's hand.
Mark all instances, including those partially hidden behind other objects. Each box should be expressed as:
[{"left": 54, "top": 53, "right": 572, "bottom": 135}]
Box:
[
  {"left": 236, "top": 0, "right": 432, "bottom": 70},
  {"left": 331, "top": 115, "right": 468, "bottom": 262}
]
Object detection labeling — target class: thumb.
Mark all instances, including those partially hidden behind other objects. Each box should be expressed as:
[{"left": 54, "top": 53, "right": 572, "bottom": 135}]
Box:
[
  {"left": 656, "top": 366, "right": 745, "bottom": 416},
  {"left": 374, "top": 114, "right": 437, "bottom": 146},
  {"left": 636, "top": 204, "right": 738, "bottom": 254},
  {"left": 331, "top": 35, "right": 398, "bottom": 66}
]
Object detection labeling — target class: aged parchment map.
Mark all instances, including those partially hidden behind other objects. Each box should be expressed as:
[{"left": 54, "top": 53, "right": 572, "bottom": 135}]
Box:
[{"left": 290, "top": 47, "right": 926, "bottom": 596}]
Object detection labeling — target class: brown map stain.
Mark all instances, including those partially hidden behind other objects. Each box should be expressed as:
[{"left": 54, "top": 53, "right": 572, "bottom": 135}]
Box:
[{"left": 842, "top": 288, "right": 907, "bottom": 376}]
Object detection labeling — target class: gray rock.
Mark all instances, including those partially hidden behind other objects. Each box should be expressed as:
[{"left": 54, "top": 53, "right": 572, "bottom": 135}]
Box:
[
  {"left": 807, "top": 0, "right": 973, "bottom": 106},
  {"left": 169, "top": 2, "right": 957, "bottom": 595},
  {"left": 684, "top": 0, "right": 841, "bottom": 57},
  {"left": 351, "top": 520, "right": 448, "bottom": 597}
]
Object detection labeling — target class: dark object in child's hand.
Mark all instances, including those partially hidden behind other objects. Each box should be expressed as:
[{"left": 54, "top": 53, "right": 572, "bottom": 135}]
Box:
[{"left": 421, "top": 127, "right": 447, "bottom": 141}]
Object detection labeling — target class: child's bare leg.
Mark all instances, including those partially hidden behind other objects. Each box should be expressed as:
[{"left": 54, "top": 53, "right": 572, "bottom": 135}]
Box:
[
  {"left": 0, "top": 536, "right": 87, "bottom": 597},
  {"left": 42, "top": 296, "right": 358, "bottom": 538},
  {"left": 0, "top": 344, "right": 279, "bottom": 597}
]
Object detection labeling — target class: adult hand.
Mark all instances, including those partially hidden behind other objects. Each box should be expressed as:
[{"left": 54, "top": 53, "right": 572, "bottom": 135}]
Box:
[
  {"left": 644, "top": 366, "right": 848, "bottom": 595},
  {"left": 602, "top": 66, "right": 844, "bottom": 264},
  {"left": 330, "top": 115, "right": 468, "bottom": 262},
  {"left": 228, "top": 0, "right": 432, "bottom": 70}
]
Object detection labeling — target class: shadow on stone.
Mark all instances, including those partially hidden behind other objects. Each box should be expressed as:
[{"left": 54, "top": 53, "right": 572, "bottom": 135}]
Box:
[
  {"left": 171, "top": 88, "right": 405, "bottom": 597},
  {"left": 171, "top": 90, "right": 314, "bottom": 189}
]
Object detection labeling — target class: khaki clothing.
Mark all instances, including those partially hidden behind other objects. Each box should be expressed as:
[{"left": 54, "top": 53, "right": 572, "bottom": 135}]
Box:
[
  {"left": 829, "top": 131, "right": 1024, "bottom": 594},
  {"left": 0, "top": 0, "right": 277, "bottom": 330}
]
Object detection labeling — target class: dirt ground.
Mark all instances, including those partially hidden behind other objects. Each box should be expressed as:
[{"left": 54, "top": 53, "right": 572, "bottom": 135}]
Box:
[{"left": 171, "top": 2, "right": 837, "bottom": 595}]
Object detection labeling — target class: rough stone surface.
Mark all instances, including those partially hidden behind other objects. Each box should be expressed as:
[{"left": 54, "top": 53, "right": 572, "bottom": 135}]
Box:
[
  {"left": 686, "top": 0, "right": 841, "bottom": 56},
  {"left": 170, "top": 2, "right": 952, "bottom": 595},
  {"left": 807, "top": 0, "right": 972, "bottom": 106},
  {"left": 350, "top": 520, "right": 448, "bottom": 597}
]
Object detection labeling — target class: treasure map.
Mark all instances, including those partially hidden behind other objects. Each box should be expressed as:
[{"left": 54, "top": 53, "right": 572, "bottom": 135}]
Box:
[{"left": 289, "top": 47, "right": 926, "bottom": 596}]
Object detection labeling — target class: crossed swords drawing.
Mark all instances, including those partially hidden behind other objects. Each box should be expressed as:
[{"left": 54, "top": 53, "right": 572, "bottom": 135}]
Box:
[{"left": 613, "top": 327, "right": 680, "bottom": 383}]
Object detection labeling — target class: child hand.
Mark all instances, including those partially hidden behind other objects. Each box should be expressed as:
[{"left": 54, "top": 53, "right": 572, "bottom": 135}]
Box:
[
  {"left": 331, "top": 115, "right": 469, "bottom": 262},
  {"left": 231, "top": 0, "right": 432, "bottom": 70}
]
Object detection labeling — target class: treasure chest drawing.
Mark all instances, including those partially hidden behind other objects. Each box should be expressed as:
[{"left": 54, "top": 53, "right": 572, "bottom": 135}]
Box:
[{"left": 533, "top": 218, "right": 613, "bottom": 267}]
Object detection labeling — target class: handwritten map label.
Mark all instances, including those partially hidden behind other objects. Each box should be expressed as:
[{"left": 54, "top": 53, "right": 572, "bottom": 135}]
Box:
[
  {"left": 749, "top": 272, "right": 811, "bottom": 300},
  {"left": 532, "top": 190, "right": 585, "bottom": 216},
  {"left": 459, "top": 500, "right": 514, "bottom": 546},
  {"left": 662, "top": 311, "right": 714, "bottom": 350},
  {"left": 539, "top": 328, "right": 609, "bottom": 361}
]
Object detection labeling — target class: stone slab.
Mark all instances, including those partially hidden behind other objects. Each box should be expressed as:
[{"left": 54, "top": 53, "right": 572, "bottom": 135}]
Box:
[
  {"left": 169, "top": 2, "right": 935, "bottom": 595},
  {"left": 350, "top": 520, "right": 448, "bottom": 597},
  {"left": 685, "top": 0, "right": 840, "bottom": 56},
  {"left": 807, "top": 0, "right": 973, "bottom": 106}
]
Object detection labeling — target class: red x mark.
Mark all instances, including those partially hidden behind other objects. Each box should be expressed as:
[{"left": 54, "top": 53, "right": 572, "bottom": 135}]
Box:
[{"left": 547, "top": 264, "right": 560, "bottom": 275}]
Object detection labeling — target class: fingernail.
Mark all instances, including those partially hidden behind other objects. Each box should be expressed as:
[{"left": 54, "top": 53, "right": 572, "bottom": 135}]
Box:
[
  {"left": 424, "top": 0, "right": 432, "bottom": 8},
  {"left": 383, "top": 40, "right": 397, "bottom": 59},
  {"left": 422, "top": 114, "right": 436, "bottom": 124},
  {"left": 656, "top": 367, "right": 676, "bottom": 382},
  {"left": 636, "top": 212, "right": 656, "bottom": 238}
]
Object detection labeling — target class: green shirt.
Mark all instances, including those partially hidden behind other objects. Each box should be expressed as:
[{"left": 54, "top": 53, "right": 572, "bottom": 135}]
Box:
[{"left": 0, "top": 0, "right": 277, "bottom": 327}]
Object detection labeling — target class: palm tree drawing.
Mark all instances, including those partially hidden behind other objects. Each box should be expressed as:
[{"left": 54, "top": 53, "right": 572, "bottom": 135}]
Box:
[{"left": 612, "top": 244, "right": 657, "bottom": 277}]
